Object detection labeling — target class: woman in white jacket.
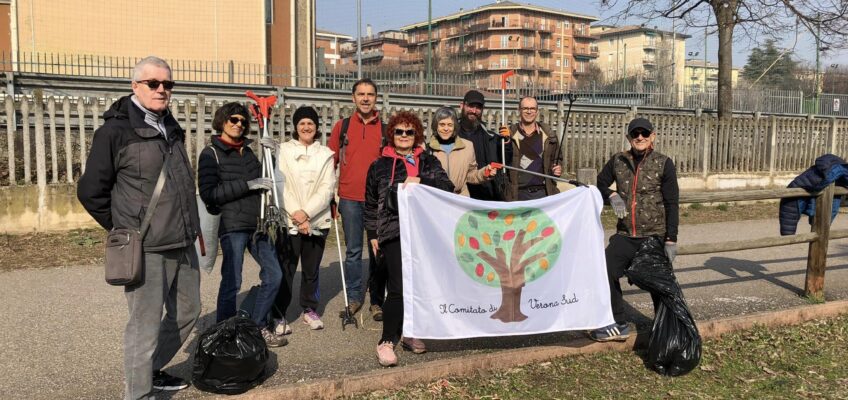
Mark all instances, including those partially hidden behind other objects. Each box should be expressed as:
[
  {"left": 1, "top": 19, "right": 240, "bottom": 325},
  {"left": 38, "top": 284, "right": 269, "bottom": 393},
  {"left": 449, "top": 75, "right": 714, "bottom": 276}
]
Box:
[{"left": 270, "top": 106, "right": 336, "bottom": 333}]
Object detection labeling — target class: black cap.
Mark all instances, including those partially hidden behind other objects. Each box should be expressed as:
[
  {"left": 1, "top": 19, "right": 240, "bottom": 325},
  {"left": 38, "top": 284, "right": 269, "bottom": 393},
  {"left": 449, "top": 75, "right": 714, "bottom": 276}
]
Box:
[
  {"left": 292, "top": 106, "right": 320, "bottom": 128},
  {"left": 463, "top": 90, "right": 485, "bottom": 107},
  {"left": 627, "top": 117, "right": 654, "bottom": 135}
]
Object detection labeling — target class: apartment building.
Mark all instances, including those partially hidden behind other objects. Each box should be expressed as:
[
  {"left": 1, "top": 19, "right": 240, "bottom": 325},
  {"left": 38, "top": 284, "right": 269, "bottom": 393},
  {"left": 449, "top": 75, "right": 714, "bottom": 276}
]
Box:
[
  {"left": 591, "top": 25, "right": 689, "bottom": 88},
  {"left": 316, "top": 29, "right": 353, "bottom": 72},
  {"left": 339, "top": 28, "right": 409, "bottom": 68},
  {"left": 400, "top": 1, "right": 598, "bottom": 93},
  {"left": 1, "top": 0, "right": 315, "bottom": 85},
  {"left": 684, "top": 59, "right": 740, "bottom": 91}
]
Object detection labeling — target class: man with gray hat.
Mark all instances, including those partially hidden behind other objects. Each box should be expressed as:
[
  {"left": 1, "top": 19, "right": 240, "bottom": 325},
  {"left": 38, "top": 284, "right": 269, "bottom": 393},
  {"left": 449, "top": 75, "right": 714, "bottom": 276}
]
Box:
[
  {"left": 591, "top": 117, "right": 679, "bottom": 342},
  {"left": 457, "top": 89, "right": 513, "bottom": 201}
]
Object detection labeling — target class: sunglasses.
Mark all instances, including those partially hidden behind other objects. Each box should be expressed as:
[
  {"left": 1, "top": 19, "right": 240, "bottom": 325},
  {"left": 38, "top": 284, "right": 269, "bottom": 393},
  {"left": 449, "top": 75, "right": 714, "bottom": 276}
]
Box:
[
  {"left": 228, "top": 116, "right": 247, "bottom": 125},
  {"left": 137, "top": 79, "right": 175, "bottom": 90},
  {"left": 394, "top": 128, "right": 416, "bottom": 137},
  {"left": 629, "top": 129, "right": 652, "bottom": 139}
]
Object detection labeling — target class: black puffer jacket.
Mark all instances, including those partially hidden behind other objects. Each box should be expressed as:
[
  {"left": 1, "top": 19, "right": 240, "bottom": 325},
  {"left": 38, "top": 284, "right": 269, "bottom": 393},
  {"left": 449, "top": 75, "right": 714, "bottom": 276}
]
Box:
[
  {"left": 365, "top": 149, "right": 454, "bottom": 243},
  {"left": 77, "top": 96, "right": 200, "bottom": 251},
  {"left": 198, "top": 135, "right": 263, "bottom": 236}
]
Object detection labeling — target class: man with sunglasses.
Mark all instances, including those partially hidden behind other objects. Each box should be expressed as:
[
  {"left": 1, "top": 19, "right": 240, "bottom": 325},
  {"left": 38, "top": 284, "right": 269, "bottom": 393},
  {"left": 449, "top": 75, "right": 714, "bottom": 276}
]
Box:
[
  {"left": 458, "top": 89, "right": 513, "bottom": 201},
  {"left": 591, "top": 117, "right": 679, "bottom": 342},
  {"left": 78, "top": 56, "right": 201, "bottom": 398},
  {"left": 503, "top": 96, "right": 563, "bottom": 201}
]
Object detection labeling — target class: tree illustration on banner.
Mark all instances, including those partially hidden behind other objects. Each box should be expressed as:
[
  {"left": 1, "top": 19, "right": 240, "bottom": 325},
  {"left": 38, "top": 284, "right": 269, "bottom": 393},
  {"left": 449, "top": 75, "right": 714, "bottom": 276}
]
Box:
[{"left": 454, "top": 208, "right": 562, "bottom": 323}]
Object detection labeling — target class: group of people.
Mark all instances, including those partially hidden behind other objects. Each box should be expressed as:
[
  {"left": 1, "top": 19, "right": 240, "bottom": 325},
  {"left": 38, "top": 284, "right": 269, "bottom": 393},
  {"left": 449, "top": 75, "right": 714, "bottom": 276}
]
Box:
[{"left": 76, "top": 56, "right": 679, "bottom": 399}]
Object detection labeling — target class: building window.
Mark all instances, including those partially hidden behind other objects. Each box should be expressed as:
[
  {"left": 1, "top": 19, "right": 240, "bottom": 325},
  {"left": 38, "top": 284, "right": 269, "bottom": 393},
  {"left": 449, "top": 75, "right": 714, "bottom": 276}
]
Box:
[
  {"left": 556, "top": 38, "right": 561, "bottom": 48},
  {"left": 501, "top": 35, "right": 508, "bottom": 48},
  {"left": 564, "top": 21, "right": 570, "bottom": 29},
  {"left": 563, "top": 58, "right": 569, "bottom": 67},
  {"left": 330, "top": 41, "right": 337, "bottom": 50},
  {"left": 556, "top": 59, "right": 560, "bottom": 67},
  {"left": 609, "top": 39, "right": 613, "bottom": 46},
  {"left": 265, "top": 0, "right": 274, "bottom": 24},
  {"left": 501, "top": 56, "right": 508, "bottom": 67}
]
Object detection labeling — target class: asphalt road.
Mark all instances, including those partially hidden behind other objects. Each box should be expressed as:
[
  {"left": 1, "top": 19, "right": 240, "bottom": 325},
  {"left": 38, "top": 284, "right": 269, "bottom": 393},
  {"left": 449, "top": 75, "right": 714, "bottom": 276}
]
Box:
[{"left": 1, "top": 217, "right": 847, "bottom": 399}]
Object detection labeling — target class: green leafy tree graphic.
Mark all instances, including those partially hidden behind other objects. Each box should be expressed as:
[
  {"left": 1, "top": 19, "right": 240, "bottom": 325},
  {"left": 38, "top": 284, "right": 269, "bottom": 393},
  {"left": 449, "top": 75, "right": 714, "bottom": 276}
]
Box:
[{"left": 455, "top": 208, "right": 562, "bottom": 323}]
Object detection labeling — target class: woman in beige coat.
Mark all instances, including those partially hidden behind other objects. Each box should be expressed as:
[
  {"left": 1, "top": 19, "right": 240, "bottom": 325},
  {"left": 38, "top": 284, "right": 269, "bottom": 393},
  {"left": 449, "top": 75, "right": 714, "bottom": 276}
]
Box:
[
  {"left": 425, "top": 107, "right": 498, "bottom": 196},
  {"left": 270, "top": 106, "right": 336, "bottom": 334}
]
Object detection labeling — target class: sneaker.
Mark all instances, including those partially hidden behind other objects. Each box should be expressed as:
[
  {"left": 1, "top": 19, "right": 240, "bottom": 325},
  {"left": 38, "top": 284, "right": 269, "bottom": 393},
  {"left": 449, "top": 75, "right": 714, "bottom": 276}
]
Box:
[
  {"left": 152, "top": 370, "right": 189, "bottom": 391},
  {"left": 370, "top": 304, "right": 384, "bottom": 321},
  {"left": 588, "top": 323, "right": 631, "bottom": 342},
  {"left": 401, "top": 337, "right": 426, "bottom": 354},
  {"left": 376, "top": 341, "right": 397, "bottom": 367},
  {"left": 261, "top": 327, "right": 289, "bottom": 347},
  {"left": 339, "top": 301, "right": 362, "bottom": 318},
  {"left": 273, "top": 318, "right": 292, "bottom": 336},
  {"left": 302, "top": 309, "right": 324, "bottom": 330}
]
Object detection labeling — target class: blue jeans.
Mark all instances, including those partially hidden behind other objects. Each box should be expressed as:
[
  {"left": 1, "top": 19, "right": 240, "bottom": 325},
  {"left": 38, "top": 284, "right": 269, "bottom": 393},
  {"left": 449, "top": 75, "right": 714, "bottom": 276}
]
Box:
[
  {"left": 339, "top": 198, "right": 381, "bottom": 304},
  {"left": 217, "top": 231, "right": 283, "bottom": 326}
]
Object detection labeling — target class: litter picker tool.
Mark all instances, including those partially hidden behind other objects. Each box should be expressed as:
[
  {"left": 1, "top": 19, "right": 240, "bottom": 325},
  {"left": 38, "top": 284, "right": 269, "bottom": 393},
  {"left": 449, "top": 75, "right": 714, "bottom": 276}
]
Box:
[
  {"left": 489, "top": 162, "right": 587, "bottom": 187},
  {"left": 245, "top": 90, "right": 284, "bottom": 244},
  {"left": 500, "top": 70, "right": 515, "bottom": 169},
  {"left": 555, "top": 92, "right": 577, "bottom": 167},
  {"left": 331, "top": 200, "right": 358, "bottom": 330}
]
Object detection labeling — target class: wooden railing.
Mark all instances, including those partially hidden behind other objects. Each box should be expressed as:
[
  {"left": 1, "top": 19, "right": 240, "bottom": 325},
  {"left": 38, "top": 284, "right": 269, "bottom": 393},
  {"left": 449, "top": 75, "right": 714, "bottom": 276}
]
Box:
[{"left": 677, "top": 185, "right": 848, "bottom": 300}]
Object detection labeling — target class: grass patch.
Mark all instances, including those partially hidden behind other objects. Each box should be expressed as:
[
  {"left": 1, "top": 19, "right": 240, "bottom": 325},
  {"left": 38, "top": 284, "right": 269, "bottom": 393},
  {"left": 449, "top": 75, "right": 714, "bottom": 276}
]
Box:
[{"left": 357, "top": 315, "right": 848, "bottom": 399}]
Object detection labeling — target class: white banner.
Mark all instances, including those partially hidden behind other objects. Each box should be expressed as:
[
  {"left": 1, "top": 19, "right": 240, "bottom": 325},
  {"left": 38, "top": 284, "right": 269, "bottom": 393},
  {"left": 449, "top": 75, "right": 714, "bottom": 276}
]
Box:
[{"left": 398, "top": 184, "right": 614, "bottom": 339}]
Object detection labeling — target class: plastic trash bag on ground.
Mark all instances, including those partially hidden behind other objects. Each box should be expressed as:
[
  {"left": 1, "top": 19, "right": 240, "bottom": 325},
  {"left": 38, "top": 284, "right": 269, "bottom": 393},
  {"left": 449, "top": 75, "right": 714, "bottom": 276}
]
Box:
[
  {"left": 624, "top": 236, "right": 701, "bottom": 376},
  {"left": 192, "top": 316, "right": 269, "bottom": 395},
  {"left": 195, "top": 194, "right": 220, "bottom": 274}
]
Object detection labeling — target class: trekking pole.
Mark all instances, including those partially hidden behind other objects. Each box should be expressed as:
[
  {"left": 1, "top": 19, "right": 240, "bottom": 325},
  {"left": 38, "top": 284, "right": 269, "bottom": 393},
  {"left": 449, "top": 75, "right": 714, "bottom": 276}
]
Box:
[
  {"left": 500, "top": 70, "right": 515, "bottom": 169},
  {"left": 331, "top": 200, "right": 358, "bottom": 330},
  {"left": 490, "top": 162, "right": 587, "bottom": 187}
]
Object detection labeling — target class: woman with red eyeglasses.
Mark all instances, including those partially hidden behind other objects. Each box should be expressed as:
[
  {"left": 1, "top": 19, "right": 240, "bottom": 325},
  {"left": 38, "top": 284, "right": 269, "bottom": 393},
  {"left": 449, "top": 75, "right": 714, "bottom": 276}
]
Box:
[
  {"left": 364, "top": 111, "right": 454, "bottom": 367},
  {"left": 197, "top": 102, "right": 287, "bottom": 348}
]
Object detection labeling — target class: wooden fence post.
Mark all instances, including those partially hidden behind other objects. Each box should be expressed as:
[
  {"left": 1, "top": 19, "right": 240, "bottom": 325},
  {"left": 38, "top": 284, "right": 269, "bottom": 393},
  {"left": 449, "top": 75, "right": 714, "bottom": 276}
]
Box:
[
  {"left": 766, "top": 115, "right": 777, "bottom": 177},
  {"left": 805, "top": 183, "right": 835, "bottom": 301},
  {"left": 47, "top": 96, "right": 58, "bottom": 184},
  {"left": 700, "top": 114, "right": 710, "bottom": 179},
  {"left": 21, "top": 97, "right": 31, "bottom": 184},
  {"left": 5, "top": 94, "right": 16, "bottom": 185},
  {"left": 62, "top": 97, "right": 72, "bottom": 183},
  {"left": 77, "top": 98, "right": 87, "bottom": 174},
  {"left": 33, "top": 90, "right": 46, "bottom": 188},
  {"left": 195, "top": 95, "right": 206, "bottom": 157},
  {"left": 826, "top": 117, "right": 837, "bottom": 154},
  {"left": 577, "top": 168, "right": 597, "bottom": 186}
]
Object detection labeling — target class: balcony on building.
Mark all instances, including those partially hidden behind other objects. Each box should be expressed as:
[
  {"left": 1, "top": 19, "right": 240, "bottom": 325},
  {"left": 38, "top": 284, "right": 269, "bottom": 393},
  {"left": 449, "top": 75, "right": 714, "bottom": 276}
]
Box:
[{"left": 572, "top": 28, "right": 598, "bottom": 40}]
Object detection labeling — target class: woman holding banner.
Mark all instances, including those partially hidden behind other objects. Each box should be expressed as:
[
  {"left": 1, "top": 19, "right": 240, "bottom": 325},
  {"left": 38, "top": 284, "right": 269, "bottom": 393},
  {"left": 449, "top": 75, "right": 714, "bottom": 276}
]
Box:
[
  {"left": 364, "top": 111, "right": 454, "bottom": 367},
  {"left": 425, "top": 107, "right": 499, "bottom": 196}
]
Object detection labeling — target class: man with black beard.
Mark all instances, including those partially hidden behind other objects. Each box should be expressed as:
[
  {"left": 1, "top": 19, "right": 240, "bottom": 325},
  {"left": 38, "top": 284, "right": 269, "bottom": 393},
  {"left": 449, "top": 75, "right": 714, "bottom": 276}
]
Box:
[{"left": 457, "top": 90, "right": 513, "bottom": 200}]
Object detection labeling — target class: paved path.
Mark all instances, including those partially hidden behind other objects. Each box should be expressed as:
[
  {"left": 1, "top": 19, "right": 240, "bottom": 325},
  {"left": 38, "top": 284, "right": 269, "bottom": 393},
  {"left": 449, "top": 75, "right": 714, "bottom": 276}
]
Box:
[{"left": 2, "top": 217, "right": 848, "bottom": 399}]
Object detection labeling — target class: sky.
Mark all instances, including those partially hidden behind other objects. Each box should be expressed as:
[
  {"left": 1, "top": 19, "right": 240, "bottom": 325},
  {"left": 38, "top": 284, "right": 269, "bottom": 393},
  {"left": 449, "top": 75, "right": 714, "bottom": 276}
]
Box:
[{"left": 317, "top": 0, "right": 847, "bottom": 70}]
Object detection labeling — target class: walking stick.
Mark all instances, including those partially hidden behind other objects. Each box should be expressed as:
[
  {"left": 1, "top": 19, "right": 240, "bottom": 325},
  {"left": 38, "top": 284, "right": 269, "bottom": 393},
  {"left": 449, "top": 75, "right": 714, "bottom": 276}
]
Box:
[
  {"left": 555, "top": 92, "right": 578, "bottom": 168},
  {"left": 331, "top": 200, "right": 358, "bottom": 330},
  {"left": 246, "top": 91, "right": 283, "bottom": 243}
]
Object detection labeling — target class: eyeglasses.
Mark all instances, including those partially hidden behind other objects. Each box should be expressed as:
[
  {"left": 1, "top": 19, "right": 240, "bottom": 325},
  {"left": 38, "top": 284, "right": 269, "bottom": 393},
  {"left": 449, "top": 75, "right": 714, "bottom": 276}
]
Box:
[
  {"left": 394, "top": 128, "right": 416, "bottom": 137},
  {"left": 520, "top": 107, "right": 538, "bottom": 112},
  {"left": 629, "top": 129, "right": 652, "bottom": 139},
  {"left": 136, "top": 79, "right": 175, "bottom": 90},
  {"left": 228, "top": 116, "right": 246, "bottom": 125}
]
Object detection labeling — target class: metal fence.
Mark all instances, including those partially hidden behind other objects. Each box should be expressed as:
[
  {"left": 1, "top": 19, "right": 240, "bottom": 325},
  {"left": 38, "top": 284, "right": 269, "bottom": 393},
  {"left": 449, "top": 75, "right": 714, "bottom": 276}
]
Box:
[
  {"left": 2, "top": 93, "right": 846, "bottom": 187},
  {"left": 2, "top": 51, "right": 846, "bottom": 116}
]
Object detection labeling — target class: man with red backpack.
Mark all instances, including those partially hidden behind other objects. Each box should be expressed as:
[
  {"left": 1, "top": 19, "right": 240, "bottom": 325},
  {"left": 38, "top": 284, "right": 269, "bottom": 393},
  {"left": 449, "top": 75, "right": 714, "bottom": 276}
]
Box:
[{"left": 328, "top": 78, "right": 387, "bottom": 321}]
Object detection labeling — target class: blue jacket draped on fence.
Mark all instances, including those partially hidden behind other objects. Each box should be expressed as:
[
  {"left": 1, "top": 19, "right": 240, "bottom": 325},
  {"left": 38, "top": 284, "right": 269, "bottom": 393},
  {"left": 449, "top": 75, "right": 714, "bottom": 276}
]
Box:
[{"left": 779, "top": 154, "right": 848, "bottom": 236}]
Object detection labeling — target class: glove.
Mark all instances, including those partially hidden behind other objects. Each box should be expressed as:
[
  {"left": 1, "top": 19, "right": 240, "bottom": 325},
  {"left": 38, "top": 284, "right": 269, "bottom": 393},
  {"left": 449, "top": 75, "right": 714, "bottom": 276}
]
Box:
[
  {"left": 247, "top": 177, "right": 273, "bottom": 191},
  {"left": 609, "top": 193, "right": 627, "bottom": 219},
  {"left": 665, "top": 242, "right": 677, "bottom": 263},
  {"left": 498, "top": 126, "right": 510, "bottom": 138},
  {"left": 259, "top": 137, "right": 278, "bottom": 156}
]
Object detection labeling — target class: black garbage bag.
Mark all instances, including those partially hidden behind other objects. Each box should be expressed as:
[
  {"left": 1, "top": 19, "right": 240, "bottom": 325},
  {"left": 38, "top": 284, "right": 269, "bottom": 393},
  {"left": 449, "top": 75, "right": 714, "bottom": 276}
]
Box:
[
  {"left": 192, "top": 316, "right": 269, "bottom": 395},
  {"left": 624, "top": 236, "right": 701, "bottom": 376}
]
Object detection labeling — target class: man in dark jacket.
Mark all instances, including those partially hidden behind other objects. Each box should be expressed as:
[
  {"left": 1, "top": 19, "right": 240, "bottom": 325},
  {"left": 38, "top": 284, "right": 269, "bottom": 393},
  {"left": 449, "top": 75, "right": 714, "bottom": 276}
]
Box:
[
  {"left": 591, "top": 117, "right": 679, "bottom": 342},
  {"left": 77, "top": 56, "right": 200, "bottom": 399},
  {"left": 458, "top": 89, "right": 513, "bottom": 201},
  {"left": 505, "top": 96, "right": 563, "bottom": 201}
]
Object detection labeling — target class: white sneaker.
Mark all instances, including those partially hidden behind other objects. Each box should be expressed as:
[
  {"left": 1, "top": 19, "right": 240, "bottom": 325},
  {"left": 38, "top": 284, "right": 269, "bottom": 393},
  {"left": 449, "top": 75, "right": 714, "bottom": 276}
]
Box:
[
  {"left": 273, "top": 318, "right": 292, "bottom": 335},
  {"left": 302, "top": 309, "right": 324, "bottom": 330}
]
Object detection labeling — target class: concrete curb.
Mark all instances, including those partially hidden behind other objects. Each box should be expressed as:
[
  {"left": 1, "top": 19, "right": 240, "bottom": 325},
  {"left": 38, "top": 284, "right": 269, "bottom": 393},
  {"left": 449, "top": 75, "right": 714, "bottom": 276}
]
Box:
[{"left": 233, "top": 300, "right": 848, "bottom": 400}]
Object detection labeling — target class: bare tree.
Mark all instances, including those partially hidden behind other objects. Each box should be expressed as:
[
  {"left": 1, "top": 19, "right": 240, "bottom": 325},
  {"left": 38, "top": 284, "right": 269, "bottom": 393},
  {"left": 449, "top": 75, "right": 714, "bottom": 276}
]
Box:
[{"left": 602, "top": 0, "right": 848, "bottom": 118}]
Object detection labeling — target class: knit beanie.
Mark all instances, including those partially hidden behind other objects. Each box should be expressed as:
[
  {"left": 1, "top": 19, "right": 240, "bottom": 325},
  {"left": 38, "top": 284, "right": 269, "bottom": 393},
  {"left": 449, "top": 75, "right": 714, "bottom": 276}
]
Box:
[{"left": 292, "top": 106, "right": 320, "bottom": 129}]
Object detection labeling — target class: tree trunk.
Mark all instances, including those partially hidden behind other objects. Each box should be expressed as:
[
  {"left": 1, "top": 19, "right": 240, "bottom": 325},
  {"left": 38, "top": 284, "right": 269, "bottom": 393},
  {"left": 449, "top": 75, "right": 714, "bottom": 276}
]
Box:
[
  {"left": 490, "top": 285, "right": 527, "bottom": 323},
  {"left": 713, "top": 0, "right": 737, "bottom": 119}
]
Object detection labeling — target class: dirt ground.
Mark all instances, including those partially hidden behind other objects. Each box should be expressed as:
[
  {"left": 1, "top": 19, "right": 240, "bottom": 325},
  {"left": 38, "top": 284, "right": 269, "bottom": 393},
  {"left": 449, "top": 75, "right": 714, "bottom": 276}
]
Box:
[{"left": 0, "top": 202, "right": 779, "bottom": 272}]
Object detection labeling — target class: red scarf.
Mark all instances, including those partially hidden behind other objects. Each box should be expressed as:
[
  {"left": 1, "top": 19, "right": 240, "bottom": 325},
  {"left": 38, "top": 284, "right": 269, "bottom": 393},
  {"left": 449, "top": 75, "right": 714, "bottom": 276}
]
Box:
[{"left": 382, "top": 146, "right": 422, "bottom": 183}]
